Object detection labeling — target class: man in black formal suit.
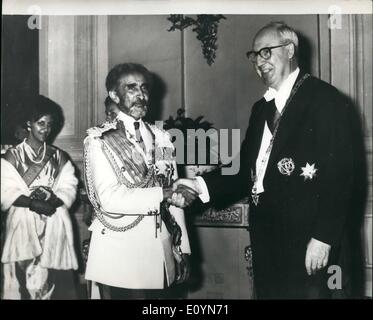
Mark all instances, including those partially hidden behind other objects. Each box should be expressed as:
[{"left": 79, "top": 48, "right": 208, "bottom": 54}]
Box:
[{"left": 173, "top": 22, "right": 356, "bottom": 299}]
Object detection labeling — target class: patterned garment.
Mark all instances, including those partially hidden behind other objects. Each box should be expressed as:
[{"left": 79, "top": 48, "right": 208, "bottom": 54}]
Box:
[
  {"left": 83, "top": 116, "right": 191, "bottom": 291},
  {"left": 8, "top": 141, "right": 65, "bottom": 190},
  {"left": 1, "top": 141, "right": 79, "bottom": 300}
]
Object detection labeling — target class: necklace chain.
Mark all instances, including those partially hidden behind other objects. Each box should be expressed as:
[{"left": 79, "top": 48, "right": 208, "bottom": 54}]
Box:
[{"left": 27, "top": 142, "right": 47, "bottom": 164}]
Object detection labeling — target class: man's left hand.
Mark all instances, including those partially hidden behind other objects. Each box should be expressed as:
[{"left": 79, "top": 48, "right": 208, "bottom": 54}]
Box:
[{"left": 305, "top": 238, "right": 331, "bottom": 275}]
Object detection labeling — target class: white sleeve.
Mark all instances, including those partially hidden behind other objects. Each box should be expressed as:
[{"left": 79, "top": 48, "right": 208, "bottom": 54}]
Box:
[
  {"left": 0, "top": 159, "right": 27, "bottom": 211},
  {"left": 84, "top": 137, "right": 163, "bottom": 215},
  {"left": 195, "top": 176, "right": 210, "bottom": 203},
  {"left": 54, "top": 160, "right": 78, "bottom": 209}
]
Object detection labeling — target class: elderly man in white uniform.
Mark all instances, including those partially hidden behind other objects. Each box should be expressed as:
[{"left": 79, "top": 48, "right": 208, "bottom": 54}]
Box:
[{"left": 83, "top": 63, "right": 191, "bottom": 299}]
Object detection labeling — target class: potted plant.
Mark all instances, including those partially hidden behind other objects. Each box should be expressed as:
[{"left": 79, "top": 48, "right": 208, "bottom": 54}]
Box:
[{"left": 163, "top": 108, "right": 220, "bottom": 178}]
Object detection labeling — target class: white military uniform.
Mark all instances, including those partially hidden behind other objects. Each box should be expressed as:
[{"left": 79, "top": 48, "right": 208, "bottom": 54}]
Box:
[{"left": 83, "top": 112, "right": 190, "bottom": 290}]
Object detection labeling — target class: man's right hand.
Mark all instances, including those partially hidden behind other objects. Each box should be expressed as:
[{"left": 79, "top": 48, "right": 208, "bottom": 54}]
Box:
[
  {"left": 163, "top": 187, "right": 188, "bottom": 208},
  {"left": 174, "top": 184, "right": 199, "bottom": 207},
  {"left": 169, "top": 178, "right": 202, "bottom": 208},
  {"left": 29, "top": 199, "right": 56, "bottom": 216},
  {"left": 163, "top": 179, "right": 201, "bottom": 208}
]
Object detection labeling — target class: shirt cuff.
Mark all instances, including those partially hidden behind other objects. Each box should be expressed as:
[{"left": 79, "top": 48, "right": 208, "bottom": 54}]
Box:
[{"left": 195, "top": 176, "right": 210, "bottom": 203}]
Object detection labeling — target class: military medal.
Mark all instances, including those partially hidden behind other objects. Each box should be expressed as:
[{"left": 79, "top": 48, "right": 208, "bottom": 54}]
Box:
[
  {"left": 48, "top": 176, "right": 54, "bottom": 186},
  {"left": 251, "top": 186, "right": 260, "bottom": 206},
  {"left": 248, "top": 73, "right": 311, "bottom": 208},
  {"left": 300, "top": 162, "right": 318, "bottom": 180},
  {"left": 251, "top": 169, "right": 260, "bottom": 206},
  {"left": 277, "top": 158, "right": 295, "bottom": 176}
]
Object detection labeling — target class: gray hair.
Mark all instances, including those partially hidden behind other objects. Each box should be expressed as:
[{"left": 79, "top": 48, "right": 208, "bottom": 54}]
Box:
[{"left": 256, "top": 21, "right": 299, "bottom": 53}]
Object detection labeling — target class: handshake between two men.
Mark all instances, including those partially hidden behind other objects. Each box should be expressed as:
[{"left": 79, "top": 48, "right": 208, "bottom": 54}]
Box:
[{"left": 163, "top": 179, "right": 202, "bottom": 208}]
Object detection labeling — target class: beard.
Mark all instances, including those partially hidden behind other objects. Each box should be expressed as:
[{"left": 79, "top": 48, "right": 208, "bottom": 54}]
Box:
[{"left": 128, "top": 101, "right": 148, "bottom": 119}]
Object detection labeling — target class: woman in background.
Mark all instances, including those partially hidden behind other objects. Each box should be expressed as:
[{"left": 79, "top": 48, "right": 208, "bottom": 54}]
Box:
[{"left": 1, "top": 95, "right": 79, "bottom": 299}]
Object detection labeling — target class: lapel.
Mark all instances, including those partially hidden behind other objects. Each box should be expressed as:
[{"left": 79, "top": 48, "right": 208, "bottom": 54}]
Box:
[
  {"left": 248, "top": 99, "right": 267, "bottom": 171},
  {"left": 266, "top": 72, "right": 310, "bottom": 170}
]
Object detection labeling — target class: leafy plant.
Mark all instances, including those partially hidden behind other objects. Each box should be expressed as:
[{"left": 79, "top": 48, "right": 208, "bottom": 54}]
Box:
[
  {"left": 167, "top": 15, "right": 227, "bottom": 66},
  {"left": 163, "top": 108, "right": 214, "bottom": 133},
  {"left": 164, "top": 108, "right": 219, "bottom": 166}
]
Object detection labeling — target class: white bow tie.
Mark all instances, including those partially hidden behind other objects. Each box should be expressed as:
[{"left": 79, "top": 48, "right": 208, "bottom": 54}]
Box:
[{"left": 263, "top": 87, "right": 277, "bottom": 102}]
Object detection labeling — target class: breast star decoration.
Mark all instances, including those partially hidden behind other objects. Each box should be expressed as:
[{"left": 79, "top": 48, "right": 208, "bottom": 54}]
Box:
[{"left": 300, "top": 163, "right": 318, "bottom": 181}]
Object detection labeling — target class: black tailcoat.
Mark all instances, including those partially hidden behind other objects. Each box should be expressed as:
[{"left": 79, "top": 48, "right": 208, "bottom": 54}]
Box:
[{"left": 203, "top": 73, "right": 355, "bottom": 298}]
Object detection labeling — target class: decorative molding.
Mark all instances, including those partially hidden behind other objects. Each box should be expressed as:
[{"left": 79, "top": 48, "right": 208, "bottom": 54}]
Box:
[
  {"left": 39, "top": 16, "right": 108, "bottom": 162},
  {"left": 348, "top": 15, "right": 357, "bottom": 106},
  {"left": 39, "top": 16, "right": 49, "bottom": 96},
  {"left": 92, "top": 16, "right": 109, "bottom": 126},
  {"left": 39, "top": 16, "right": 77, "bottom": 141},
  {"left": 317, "top": 14, "right": 331, "bottom": 83},
  {"left": 313, "top": 15, "right": 371, "bottom": 297},
  {"left": 75, "top": 16, "right": 92, "bottom": 141},
  {"left": 348, "top": 15, "right": 367, "bottom": 126},
  {"left": 193, "top": 203, "right": 249, "bottom": 227},
  {"left": 51, "top": 16, "right": 76, "bottom": 137}
]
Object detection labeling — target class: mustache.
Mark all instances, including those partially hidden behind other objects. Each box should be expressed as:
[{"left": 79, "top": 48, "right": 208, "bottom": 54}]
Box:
[{"left": 131, "top": 99, "right": 147, "bottom": 108}]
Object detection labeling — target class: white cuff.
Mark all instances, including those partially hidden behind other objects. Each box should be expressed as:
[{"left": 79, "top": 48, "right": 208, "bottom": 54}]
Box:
[{"left": 195, "top": 176, "right": 210, "bottom": 203}]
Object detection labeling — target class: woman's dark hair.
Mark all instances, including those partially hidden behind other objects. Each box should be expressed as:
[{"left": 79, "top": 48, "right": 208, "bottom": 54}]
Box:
[{"left": 25, "top": 95, "right": 65, "bottom": 142}]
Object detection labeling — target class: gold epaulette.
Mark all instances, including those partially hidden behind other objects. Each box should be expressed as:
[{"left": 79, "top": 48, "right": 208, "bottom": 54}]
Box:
[{"left": 86, "top": 121, "right": 118, "bottom": 138}]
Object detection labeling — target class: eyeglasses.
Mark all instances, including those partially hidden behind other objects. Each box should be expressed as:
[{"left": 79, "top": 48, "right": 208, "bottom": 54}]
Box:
[{"left": 246, "top": 43, "right": 291, "bottom": 63}]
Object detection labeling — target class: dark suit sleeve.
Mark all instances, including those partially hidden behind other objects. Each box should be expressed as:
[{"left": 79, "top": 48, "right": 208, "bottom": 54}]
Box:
[
  {"left": 311, "top": 87, "right": 355, "bottom": 246},
  {"left": 202, "top": 102, "right": 261, "bottom": 205}
]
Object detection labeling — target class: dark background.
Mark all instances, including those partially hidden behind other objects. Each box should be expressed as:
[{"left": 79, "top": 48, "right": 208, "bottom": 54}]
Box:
[{"left": 1, "top": 15, "right": 39, "bottom": 144}]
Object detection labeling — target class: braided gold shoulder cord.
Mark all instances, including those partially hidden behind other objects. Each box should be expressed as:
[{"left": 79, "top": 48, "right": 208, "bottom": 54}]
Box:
[{"left": 84, "top": 138, "right": 157, "bottom": 232}]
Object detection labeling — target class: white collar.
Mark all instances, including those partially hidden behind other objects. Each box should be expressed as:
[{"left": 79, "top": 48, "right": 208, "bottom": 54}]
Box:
[
  {"left": 116, "top": 111, "right": 144, "bottom": 132},
  {"left": 263, "top": 67, "right": 300, "bottom": 112}
]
